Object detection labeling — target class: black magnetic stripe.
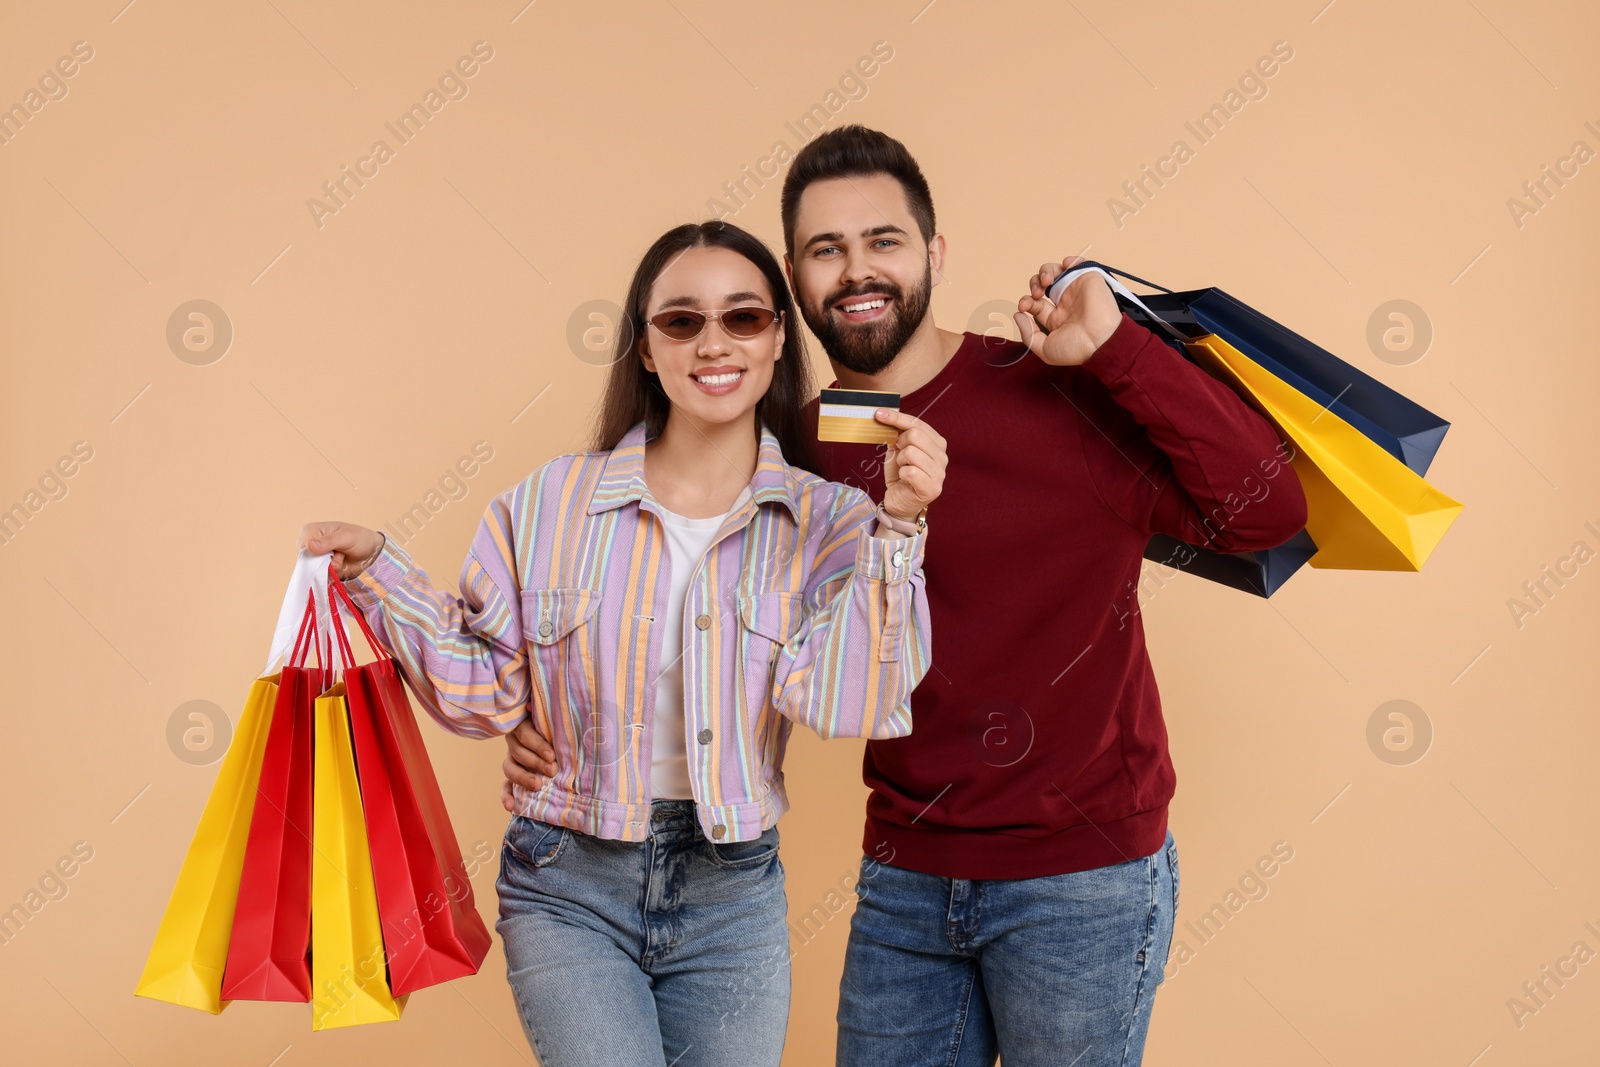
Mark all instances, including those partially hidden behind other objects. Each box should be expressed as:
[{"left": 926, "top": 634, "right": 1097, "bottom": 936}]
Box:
[{"left": 819, "top": 389, "right": 900, "bottom": 407}]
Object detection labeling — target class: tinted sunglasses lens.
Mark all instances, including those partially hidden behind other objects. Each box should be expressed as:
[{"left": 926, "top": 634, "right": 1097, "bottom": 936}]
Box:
[
  {"left": 721, "top": 307, "right": 777, "bottom": 337},
  {"left": 651, "top": 310, "right": 707, "bottom": 340}
]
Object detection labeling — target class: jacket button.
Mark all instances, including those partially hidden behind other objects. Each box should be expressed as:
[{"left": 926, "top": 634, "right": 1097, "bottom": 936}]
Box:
[
  {"left": 697, "top": 728, "right": 713, "bottom": 745},
  {"left": 694, "top": 613, "right": 711, "bottom": 630},
  {"left": 711, "top": 824, "right": 726, "bottom": 839},
  {"left": 537, "top": 620, "right": 553, "bottom": 637}
]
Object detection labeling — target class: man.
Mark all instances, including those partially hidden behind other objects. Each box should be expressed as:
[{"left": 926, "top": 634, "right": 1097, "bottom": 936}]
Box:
[{"left": 504, "top": 125, "right": 1307, "bottom": 1066}]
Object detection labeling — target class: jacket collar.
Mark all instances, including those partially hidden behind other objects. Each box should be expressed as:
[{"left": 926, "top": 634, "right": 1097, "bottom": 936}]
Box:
[{"left": 586, "top": 419, "right": 803, "bottom": 525}]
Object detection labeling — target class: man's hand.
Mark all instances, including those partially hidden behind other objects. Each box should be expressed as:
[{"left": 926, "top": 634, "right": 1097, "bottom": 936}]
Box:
[
  {"left": 501, "top": 718, "right": 558, "bottom": 813},
  {"left": 1014, "top": 255, "right": 1125, "bottom": 367}
]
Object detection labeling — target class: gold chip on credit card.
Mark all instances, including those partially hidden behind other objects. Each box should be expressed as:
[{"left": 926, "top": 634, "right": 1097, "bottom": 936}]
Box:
[{"left": 818, "top": 388, "right": 901, "bottom": 444}]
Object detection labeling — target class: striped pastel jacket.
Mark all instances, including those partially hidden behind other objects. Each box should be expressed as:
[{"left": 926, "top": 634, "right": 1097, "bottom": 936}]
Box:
[{"left": 341, "top": 419, "right": 931, "bottom": 844}]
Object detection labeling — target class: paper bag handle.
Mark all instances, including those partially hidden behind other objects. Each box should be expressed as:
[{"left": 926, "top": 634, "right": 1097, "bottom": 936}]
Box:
[
  {"left": 324, "top": 576, "right": 358, "bottom": 678},
  {"left": 287, "top": 589, "right": 318, "bottom": 668},
  {"left": 264, "top": 550, "right": 334, "bottom": 676},
  {"left": 326, "top": 564, "right": 392, "bottom": 663},
  {"left": 1044, "top": 261, "right": 1185, "bottom": 343},
  {"left": 281, "top": 583, "right": 347, "bottom": 689}
]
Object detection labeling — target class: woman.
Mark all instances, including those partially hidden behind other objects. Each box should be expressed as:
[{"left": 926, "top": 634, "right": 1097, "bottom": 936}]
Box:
[{"left": 298, "top": 220, "right": 946, "bottom": 1066}]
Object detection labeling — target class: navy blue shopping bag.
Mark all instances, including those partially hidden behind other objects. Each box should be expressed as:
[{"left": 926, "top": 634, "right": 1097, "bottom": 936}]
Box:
[{"left": 1047, "top": 261, "right": 1451, "bottom": 596}]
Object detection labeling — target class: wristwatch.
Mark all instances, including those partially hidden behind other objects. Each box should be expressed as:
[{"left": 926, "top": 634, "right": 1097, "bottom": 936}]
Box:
[{"left": 875, "top": 502, "right": 928, "bottom": 535}]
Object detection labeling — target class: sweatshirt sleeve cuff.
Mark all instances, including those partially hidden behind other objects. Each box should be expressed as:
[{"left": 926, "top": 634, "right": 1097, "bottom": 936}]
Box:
[
  {"left": 342, "top": 534, "right": 413, "bottom": 610},
  {"left": 1078, "top": 312, "right": 1157, "bottom": 384}
]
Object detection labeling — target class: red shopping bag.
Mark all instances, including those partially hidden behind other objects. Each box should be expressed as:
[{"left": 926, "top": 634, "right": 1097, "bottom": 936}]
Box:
[
  {"left": 219, "top": 588, "right": 329, "bottom": 1002},
  {"left": 327, "top": 571, "right": 493, "bottom": 995},
  {"left": 133, "top": 596, "right": 319, "bottom": 1014}
]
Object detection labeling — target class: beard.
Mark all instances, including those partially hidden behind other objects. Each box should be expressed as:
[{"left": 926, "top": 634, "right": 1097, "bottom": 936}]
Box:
[{"left": 801, "top": 265, "right": 933, "bottom": 376}]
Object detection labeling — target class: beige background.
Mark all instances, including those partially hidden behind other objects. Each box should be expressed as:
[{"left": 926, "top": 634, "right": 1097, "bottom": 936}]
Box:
[{"left": 2, "top": 0, "right": 1596, "bottom": 1064}]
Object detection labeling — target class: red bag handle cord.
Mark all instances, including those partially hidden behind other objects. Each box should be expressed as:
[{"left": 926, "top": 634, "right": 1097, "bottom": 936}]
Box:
[
  {"left": 325, "top": 630, "right": 340, "bottom": 688},
  {"left": 289, "top": 587, "right": 335, "bottom": 687},
  {"left": 325, "top": 577, "right": 358, "bottom": 671},
  {"left": 288, "top": 586, "right": 319, "bottom": 667},
  {"left": 319, "top": 607, "right": 348, "bottom": 689},
  {"left": 287, "top": 583, "right": 352, "bottom": 687},
  {"left": 325, "top": 563, "right": 391, "bottom": 662},
  {"left": 288, "top": 599, "right": 312, "bottom": 665}
]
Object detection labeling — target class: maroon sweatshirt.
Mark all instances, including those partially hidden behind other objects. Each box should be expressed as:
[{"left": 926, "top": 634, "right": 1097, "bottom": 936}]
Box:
[{"left": 802, "top": 314, "right": 1308, "bottom": 879}]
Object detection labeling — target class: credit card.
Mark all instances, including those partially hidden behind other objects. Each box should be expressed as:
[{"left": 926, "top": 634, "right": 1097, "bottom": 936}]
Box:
[{"left": 818, "top": 388, "right": 900, "bottom": 444}]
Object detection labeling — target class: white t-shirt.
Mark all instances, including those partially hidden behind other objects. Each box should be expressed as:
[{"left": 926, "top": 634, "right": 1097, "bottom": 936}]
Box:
[{"left": 651, "top": 486, "right": 753, "bottom": 799}]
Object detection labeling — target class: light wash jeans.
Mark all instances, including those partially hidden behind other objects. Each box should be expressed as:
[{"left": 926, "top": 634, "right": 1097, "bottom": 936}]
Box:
[
  {"left": 836, "top": 830, "right": 1179, "bottom": 1067},
  {"left": 495, "top": 799, "right": 790, "bottom": 1067}
]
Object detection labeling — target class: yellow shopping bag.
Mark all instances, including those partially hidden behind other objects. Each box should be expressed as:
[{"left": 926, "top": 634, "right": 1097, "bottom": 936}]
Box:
[
  {"left": 135, "top": 675, "right": 278, "bottom": 1013},
  {"left": 310, "top": 682, "right": 407, "bottom": 1030},
  {"left": 1185, "top": 335, "right": 1462, "bottom": 571}
]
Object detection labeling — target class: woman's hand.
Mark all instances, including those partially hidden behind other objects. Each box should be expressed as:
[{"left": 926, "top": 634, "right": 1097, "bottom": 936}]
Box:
[
  {"left": 502, "top": 718, "right": 559, "bottom": 812},
  {"left": 874, "top": 409, "right": 947, "bottom": 524},
  {"left": 1014, "top": 255, "right": 1124, "bottom": 366},
  {"left": 504, "top": 718, "right": 559, "bottom": 788},
  {"left": 297, "top": 521, "right": 386, "bottom": 581}
]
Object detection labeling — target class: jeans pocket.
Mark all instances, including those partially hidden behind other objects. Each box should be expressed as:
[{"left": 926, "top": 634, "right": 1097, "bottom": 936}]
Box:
[
  {"left": 504, "top": 814, "right": 569, "bottom": 869},
  {"left": 705, "top": 825, "right": 780, "bottom": 870}
]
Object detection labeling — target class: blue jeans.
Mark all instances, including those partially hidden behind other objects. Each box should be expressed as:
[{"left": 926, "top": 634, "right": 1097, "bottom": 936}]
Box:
[
  {"left": 836, "top": 831, "right": 1179, "bottom": 1067},
  {"left": 495, "top": 799, "right": 791, "bottom": 1067}
]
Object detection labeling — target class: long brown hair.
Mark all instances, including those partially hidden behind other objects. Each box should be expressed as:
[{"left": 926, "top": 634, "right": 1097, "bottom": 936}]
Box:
[{"left": 589, "top": 221, "right": 819, "bottom": 473}]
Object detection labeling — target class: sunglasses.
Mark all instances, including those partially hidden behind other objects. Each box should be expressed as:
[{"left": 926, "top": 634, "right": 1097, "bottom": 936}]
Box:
[{"left": 647, "top": 305, "right": 782, "bottom": 341}]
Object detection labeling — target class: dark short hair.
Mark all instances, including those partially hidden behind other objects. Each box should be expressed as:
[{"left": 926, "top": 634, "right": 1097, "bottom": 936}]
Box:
[
  {"left": 590, "top": 221, "right": 818, "bottom": 474},
  {"left": 780, "top": 125, "right": 936, "bottom": 256}
]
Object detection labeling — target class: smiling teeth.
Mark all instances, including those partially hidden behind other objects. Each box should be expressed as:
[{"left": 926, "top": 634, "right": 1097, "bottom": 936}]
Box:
[
  {"left": 842, "top": 298, "right": 887, "bottom": 313},
  {"left": 695, "top": 371, "right": 743, "bottom": 385}
]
